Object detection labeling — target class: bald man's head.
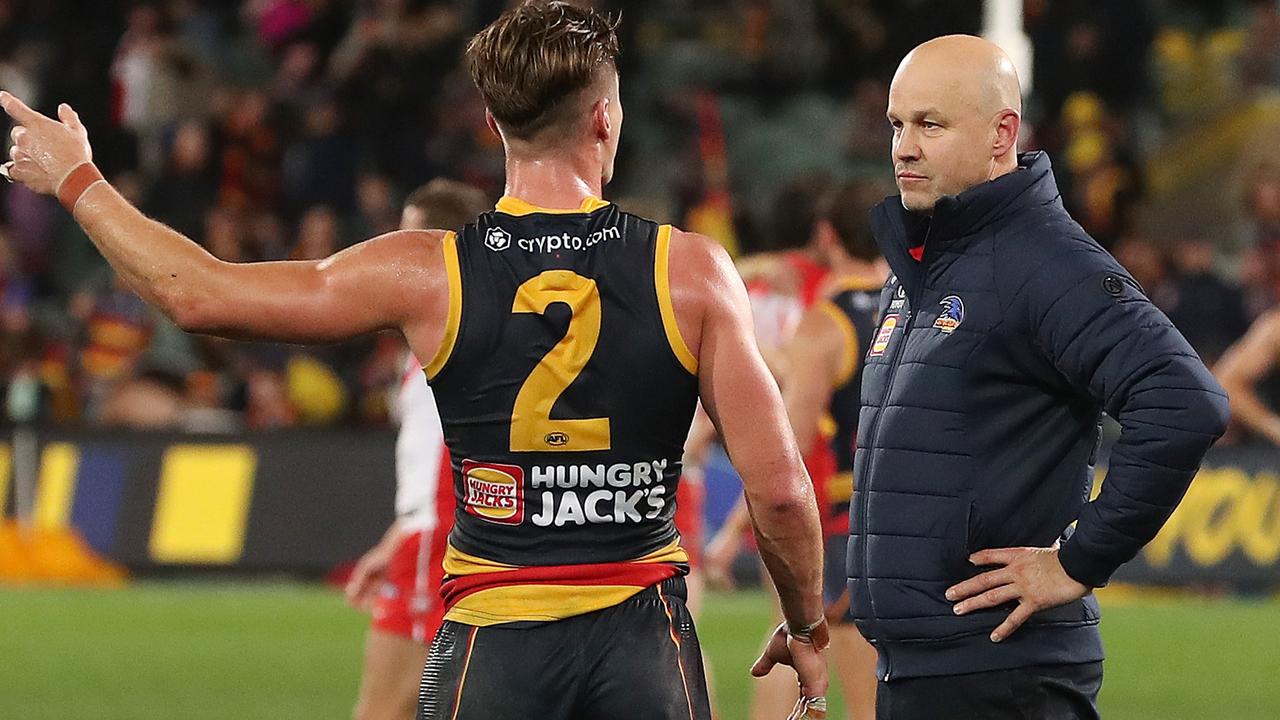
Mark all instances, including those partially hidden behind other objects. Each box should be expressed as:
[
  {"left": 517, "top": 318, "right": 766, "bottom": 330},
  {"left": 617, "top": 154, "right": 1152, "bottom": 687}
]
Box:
[{"left": 887, "top": 35, "right": 1023, "bottom": 214}]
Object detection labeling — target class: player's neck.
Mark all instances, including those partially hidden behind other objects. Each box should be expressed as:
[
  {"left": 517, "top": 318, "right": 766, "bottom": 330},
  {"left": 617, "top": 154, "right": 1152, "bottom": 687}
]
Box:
[
  {"left": 829, "top": 255, "right": 881, "bottom": 284},
  {"left": 503, "top": 152, "right": 604, "bottom": 210}
]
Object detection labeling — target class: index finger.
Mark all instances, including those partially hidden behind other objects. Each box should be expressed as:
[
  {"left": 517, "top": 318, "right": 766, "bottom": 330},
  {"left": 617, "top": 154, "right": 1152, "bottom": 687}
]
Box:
[
  {"left": 0, "top": 91, "right": 52, "bottom": 127},
  {"left": 968, "top": 546, "right": 1024, "bottom": 567}
]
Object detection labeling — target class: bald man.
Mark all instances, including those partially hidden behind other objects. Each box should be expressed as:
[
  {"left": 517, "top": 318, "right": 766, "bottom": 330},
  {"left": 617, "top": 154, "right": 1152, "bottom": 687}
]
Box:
[{"left": 849, "top": 36, "right": 1228, "bottom": 719}]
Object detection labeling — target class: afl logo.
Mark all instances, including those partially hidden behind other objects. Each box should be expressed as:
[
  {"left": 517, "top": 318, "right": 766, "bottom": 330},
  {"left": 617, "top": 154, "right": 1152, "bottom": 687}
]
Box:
[
  {"left": 485, "top": 226, "right": 511, "bottom": 252},
  {"left": 544, "top": 432, "right": 570, "bottom": 447}
]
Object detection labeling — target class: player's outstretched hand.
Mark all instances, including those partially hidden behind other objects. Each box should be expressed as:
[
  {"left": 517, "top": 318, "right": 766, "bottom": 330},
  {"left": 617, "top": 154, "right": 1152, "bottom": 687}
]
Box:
[
  {"left": 345, "top": 537, "right": 398, "bottom": 612},
  {"left": 0, "top": 91, "right": 93, "bottom": 195},
  {"left": 945, "top": 544, "right": 1089, "bottom": 643},
  {"left": 701, "top": 527, "right": 739, "bottom": 590},
  {"left": 750, "top": 622, "right": 829, "bottom": 707}
]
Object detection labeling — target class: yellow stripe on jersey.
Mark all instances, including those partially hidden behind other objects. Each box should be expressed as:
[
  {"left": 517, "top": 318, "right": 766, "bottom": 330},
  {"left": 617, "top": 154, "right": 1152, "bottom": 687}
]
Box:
[
  {"left": 827, "top": 471, "right": 854, "bottom": 504},
  {"left": 495, "top": 196, "right": 612, "bottom": 216},
  {"left": 655, "top": 225, "right": 698, "bottom": 375},
  {"left": 425, "top": 231, "right": 461, "bottom": 380},
  {"left": 446, "top": 584, "right": 648, "bottom": 626},
  {"left": 817, "top": 300, "right": 859, "bottom": 388},
  {"left": 443, "top": 540, "right": 689, "bottom": 575},
  {"left": 442, "top": 540, "right": 689, "bottom": 626},
  {"left": 442, "top": 543, "right": 519, "bottom": 576},
  {"left": 635, "top": 541, "right": 691, "bottom": 564}
]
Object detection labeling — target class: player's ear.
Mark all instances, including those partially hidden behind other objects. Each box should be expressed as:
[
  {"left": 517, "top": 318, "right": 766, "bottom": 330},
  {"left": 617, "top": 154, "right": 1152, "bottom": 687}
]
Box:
[
  {"left": 485, "top": 110, "right": 502, "bottom": 141},
  {"left": 592, "top": 98, "right": 612, "bottom": 143}
]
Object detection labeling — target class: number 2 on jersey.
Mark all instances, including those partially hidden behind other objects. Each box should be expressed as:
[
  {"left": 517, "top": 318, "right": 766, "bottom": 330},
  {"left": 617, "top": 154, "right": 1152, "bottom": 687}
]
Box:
[{"left": 510, "top": 270, "right": 611, "bottom": 452}]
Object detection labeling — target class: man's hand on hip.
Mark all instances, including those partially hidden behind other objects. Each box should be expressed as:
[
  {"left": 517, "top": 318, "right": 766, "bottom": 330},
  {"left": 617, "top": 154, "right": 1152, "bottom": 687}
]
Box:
[{"left": 945, "top": 545, "right": 1089, "bottom": 643}]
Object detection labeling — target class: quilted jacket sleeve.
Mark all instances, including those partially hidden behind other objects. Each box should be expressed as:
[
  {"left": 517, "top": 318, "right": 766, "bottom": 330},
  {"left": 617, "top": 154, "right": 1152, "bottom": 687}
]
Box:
[{"left": 1015, "top": 242, "right": 1230, "bottom": 587}]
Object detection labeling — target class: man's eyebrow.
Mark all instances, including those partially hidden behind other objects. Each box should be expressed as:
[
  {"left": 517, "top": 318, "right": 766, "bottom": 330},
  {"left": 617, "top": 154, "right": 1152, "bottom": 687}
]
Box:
[{"left": 886, "top": 107, "right": 947, "bottom": 122}]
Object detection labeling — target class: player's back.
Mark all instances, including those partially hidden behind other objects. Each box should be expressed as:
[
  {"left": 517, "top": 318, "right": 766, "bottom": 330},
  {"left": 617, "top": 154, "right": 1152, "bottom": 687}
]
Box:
[{"left": 426, "top": 196, "right": 700, "bottom": 626}]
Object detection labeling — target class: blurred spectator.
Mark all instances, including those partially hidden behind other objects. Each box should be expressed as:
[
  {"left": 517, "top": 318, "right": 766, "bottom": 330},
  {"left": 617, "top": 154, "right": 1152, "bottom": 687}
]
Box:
[
  {"left": 289, "top": 205, "right": 341, "bottom": 260},
  {"left": 1240, "top": 164, "right": 1280, "bottom": 318},
  {"left": 282, "top": 96, "right": 356, "bottom": 214},
  {"left": 218, "top": 89, "right": 280, "bottom": 210},
  {"left": 112, "top": 3, "right": 212, "bottom": 173},
  {"left": 352, "top": 171, "right": 400, "bottom": 239},
  {"left": 0, "top": 1, "right": 1271, "bottom": 431},
  {"left": 1161, "top": 239, "right": 1249, "bottom": 364},
  {"left": 1113, "top": 237, "right": 1174, "bottom": 306},
  {"left": 69, "top": 273, "right": 157, "bottom": 422},
  {"left": 146, "top": 120, "right": 218, "bottom": 238},
  {"left": 99, "top": 370, "right": 186, "bottom": 430},
  {"left": 1239, "top": 0, "right": 1280, "bottom": 90},
  {"left": 1056, "top": 92, "right": 1144, "bottom": 248}
]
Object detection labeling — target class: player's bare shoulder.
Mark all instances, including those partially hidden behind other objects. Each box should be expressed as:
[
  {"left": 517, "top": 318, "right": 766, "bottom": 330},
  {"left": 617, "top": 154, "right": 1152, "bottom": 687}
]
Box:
[
  {"left": 664, "top": 227, "right": 748, "bottom": 355},
  {"left": 325, "top": 228, "right": 449, "bottom": 271},
  {"left": 334, "top": 228, "right": 456, "bottom": 351}
]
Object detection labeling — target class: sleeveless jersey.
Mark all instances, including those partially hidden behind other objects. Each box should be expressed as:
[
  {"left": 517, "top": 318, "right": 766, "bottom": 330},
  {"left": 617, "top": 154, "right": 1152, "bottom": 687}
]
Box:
[
  {"left": 425, "top": 196, "right": 700, "bottom": 626},
  {"left": 814, "top": 277, "right": 882, "bottom": 535}
]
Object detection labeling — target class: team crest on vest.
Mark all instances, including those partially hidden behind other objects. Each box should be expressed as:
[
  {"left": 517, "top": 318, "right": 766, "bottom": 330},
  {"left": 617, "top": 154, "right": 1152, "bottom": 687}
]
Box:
[
  {"left": 934, "top": 295, "right": 964, "bottom": 334},
  {"left": 869, "top": 313, "right": 899, "bottom": 357},
  {"left": 485, "top": 226, "right": 511, "bottom": 251}
]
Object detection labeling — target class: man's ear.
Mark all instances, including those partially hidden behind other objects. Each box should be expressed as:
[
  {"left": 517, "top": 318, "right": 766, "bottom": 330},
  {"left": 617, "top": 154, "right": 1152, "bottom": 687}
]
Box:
[{"left": 992, "top": 109, "right": 1021, "bottom": 159}]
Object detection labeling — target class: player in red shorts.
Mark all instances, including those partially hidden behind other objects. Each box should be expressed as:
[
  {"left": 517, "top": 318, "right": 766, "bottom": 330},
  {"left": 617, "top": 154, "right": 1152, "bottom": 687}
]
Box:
[{"left": 346, "top": 181, "right": 489, "bottom": 720}]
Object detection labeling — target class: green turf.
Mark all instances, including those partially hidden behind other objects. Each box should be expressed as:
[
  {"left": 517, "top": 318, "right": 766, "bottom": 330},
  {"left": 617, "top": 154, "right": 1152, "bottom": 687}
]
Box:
[{"left": 1, "top": 583, "right": 1277, "bottom": 719}]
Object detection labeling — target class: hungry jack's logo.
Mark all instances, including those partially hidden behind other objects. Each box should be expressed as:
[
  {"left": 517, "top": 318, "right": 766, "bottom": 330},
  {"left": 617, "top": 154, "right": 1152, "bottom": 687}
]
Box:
[
  {"left": 462, "top": 459, "right": 524, "bottom": 525},
  {"left": 869, "top": 314, "right": 899, "bottom": 357}
]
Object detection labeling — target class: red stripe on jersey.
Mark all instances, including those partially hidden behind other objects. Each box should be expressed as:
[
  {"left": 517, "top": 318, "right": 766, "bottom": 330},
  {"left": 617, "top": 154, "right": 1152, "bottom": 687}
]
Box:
[{"left": 440, "top": 561, "right": 680, "bottom": 608}]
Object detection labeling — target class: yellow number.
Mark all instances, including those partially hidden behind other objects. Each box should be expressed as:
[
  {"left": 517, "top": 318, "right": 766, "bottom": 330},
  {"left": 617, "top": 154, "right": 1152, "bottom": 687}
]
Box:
[{"left": 510, "top": 271, "right": 612, "bottom": 452}]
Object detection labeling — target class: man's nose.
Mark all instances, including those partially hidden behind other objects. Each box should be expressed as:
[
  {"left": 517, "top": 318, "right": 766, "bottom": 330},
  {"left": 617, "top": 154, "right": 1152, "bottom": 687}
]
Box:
[{"left": 895, "top": 126, "right": 921, "bottom": 162}]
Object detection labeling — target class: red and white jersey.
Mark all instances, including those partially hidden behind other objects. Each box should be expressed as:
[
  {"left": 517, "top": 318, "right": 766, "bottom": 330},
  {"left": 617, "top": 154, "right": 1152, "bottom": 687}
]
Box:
[{"left": 394, "top": 353, "right": 449, "bottom": 533}]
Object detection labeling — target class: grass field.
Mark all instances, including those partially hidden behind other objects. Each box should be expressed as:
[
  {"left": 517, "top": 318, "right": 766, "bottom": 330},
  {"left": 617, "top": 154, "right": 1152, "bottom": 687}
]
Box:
[{"left": 1, "top": 583, "right": 1277, "bottom": 719}]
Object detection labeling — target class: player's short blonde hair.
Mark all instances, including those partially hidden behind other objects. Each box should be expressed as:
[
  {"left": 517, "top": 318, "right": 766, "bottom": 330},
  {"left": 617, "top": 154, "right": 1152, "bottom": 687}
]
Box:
[
  {"left": 405, "top": 179, "right": 489, "bottom": 231},
  {"left": 465, "top": 1, "right": 620, "bottom": 143}
]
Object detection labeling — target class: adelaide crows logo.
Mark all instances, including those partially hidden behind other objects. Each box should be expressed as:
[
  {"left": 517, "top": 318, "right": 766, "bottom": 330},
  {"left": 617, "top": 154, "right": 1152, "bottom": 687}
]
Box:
[{"left": 933, "top": 295, "right": 964, "bottom": 334}]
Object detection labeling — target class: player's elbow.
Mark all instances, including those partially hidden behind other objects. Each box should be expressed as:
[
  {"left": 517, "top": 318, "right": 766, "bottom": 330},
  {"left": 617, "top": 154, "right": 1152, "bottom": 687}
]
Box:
[
  {"left": 160, "top": 284, "right": 220, "bottom": 334},
  {"left": 746, "top": 473, "right": 816, "bottom": 520}
]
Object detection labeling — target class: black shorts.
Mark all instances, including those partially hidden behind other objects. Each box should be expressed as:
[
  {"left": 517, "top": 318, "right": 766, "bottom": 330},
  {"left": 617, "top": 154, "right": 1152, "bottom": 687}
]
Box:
[{"left": 417, "top": 577, "right": 712, "bottom": 720}]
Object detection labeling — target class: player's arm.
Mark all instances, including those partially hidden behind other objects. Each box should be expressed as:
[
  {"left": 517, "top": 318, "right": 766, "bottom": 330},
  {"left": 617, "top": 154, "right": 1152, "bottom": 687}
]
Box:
[
  {"left": 346, "top": 518, "right": 408, "bottom": 612},
  {"left": 780, "top": 304, "right": 846, "bottom": 452},
  {"left": 1, "top": 93, "right": 444, "bottom": 344},
  {"left": 1216, "top": 310, "right": 1280, "bottom": 445},
  {"left": 668, "top": 229, "right": 827, "bottom": 697}
]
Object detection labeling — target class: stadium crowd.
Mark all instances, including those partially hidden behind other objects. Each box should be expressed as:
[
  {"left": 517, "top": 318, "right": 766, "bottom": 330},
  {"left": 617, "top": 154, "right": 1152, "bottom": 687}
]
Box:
[{"left": 0, "top": 0, "right": 1278, "bottom": 434}]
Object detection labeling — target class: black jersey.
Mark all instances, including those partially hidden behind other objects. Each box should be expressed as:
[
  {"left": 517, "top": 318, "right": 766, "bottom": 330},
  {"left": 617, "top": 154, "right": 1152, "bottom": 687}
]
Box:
[
  {"left": 815, "top": 277, "right": 881, "bottom": 532},
  {"left": 425, "top": 196, "right": 700, "bottom": 626}
]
